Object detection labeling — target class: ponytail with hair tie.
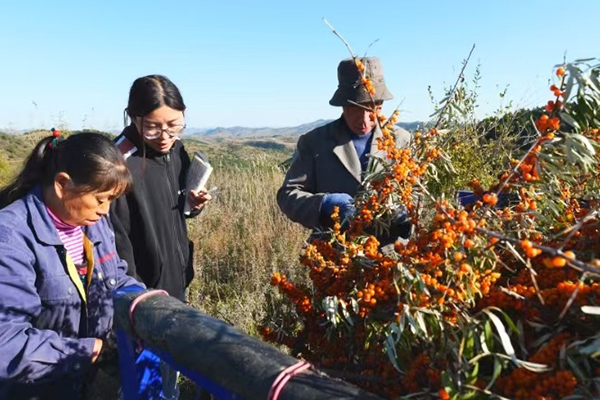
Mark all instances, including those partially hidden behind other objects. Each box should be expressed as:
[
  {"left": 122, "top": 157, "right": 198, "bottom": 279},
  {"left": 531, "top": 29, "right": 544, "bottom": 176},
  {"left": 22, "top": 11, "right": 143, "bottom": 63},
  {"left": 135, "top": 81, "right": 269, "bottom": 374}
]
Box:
[
  {"left": 0, "top": 131, "right": 132, "bottom": 209},
  {"left": 48, "top": 128, "right": 62, "bottom": 149}
]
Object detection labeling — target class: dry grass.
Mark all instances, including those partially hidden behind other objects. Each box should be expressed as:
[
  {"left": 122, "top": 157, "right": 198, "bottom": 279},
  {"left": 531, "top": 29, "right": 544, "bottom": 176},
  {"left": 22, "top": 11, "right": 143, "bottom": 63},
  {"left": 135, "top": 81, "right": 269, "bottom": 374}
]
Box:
[{"left": 185, "top": 153, "right": 308, "bottom": 335}]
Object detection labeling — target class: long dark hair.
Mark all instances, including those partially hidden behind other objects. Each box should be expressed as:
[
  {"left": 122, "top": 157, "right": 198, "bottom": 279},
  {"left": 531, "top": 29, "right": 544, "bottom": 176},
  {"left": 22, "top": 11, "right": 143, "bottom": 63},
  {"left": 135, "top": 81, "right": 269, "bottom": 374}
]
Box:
[
  {"left": 124, "top": 75, "right": 186, "bottom": 125},
  {"left": 0, "top": 132, "right": 132, "bottom": 208}
]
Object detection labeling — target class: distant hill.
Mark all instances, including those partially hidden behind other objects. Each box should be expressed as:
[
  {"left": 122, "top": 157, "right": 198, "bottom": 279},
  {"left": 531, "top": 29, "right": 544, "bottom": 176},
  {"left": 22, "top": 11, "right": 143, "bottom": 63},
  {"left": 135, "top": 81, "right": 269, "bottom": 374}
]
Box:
[
  {"left": 185, "top": 120, "right": 424, "bottom": 138},
  {"left": 2, "top": 120, "right": 425, "bottom": 140},
  {"left": 185, "top": 119, "right": 331, "bottom": 138},
  {"left": 397, "top": 121, "right": 426, "bottom": 132}
]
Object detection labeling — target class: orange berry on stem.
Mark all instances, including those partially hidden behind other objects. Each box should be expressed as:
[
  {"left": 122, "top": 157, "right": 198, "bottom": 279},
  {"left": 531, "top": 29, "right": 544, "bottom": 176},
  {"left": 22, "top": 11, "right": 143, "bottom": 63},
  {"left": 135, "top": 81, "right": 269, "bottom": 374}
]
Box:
[
  {"left": 526, "top": 247, "right": 542, "bottom": 258},
  {"left": 483, "top": 193, "right": 498, "bottom": 206},
  {"left": 529, "top": 200, "right": 538, "bottom": 210},
  {"left": 551, "top": 256, "right": 567, "bottom": 268},
  {"left": 520, "top": 240, "right": 533, "bottom": 250}
]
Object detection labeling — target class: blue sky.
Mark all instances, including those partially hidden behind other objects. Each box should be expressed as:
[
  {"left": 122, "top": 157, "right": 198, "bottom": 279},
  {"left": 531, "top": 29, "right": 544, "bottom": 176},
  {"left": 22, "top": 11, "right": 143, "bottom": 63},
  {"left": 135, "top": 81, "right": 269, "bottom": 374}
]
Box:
[{"left": 1, "top": 1, "right": 598, "bottom": 131}]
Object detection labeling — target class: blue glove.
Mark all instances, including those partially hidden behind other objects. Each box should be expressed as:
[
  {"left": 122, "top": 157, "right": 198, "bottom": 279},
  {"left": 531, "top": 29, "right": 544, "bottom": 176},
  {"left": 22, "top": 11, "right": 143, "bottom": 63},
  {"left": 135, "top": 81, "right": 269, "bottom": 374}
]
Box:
[{"left": 320, "top": 193, "right": 355, "bottom": 226}]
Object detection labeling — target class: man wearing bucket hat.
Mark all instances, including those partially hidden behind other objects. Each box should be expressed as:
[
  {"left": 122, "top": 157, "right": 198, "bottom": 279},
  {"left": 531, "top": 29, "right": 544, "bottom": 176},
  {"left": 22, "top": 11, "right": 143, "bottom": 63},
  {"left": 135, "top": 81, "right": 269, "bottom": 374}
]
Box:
[{"left": 277, "top": 56, "right": 412, "bottom": 241}]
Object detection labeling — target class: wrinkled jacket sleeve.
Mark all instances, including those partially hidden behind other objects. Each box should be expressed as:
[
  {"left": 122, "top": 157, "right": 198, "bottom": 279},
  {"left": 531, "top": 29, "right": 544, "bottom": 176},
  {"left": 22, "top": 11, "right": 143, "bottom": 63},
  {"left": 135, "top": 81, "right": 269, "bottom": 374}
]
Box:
[
  {"left": 276, "top": 134, "right": 325, "bottom": 229},
  {"left": 115, "top": 253, "right": 144, "bottom": 289},
  {"left": 0, "top": 231, "right": 96, "bottom": 383},
  {"left": 109, "top": 196, "right": 141, "bottom": 282}
]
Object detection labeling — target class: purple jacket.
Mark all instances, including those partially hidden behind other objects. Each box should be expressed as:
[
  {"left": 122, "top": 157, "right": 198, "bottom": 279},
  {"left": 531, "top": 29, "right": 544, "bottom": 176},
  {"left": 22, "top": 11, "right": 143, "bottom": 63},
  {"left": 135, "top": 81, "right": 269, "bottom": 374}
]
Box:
[{"left": 0, "top": 187, "right": 141, "bottom": 400}]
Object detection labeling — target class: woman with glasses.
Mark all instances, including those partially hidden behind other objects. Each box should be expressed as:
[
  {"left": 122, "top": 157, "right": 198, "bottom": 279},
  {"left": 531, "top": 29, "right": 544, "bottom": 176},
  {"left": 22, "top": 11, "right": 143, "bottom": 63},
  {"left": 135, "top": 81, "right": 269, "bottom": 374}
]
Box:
[{"left": 109, "top": 75, "right": 211, "bottom": 304}]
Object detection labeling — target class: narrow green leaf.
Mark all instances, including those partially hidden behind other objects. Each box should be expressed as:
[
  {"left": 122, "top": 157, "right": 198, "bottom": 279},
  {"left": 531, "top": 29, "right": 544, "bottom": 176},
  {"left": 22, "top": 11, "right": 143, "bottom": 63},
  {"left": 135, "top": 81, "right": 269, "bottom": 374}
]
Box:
[
  {"left": 515, "top": 359, "right": 552, "bottom": 373},
  {"left": 482, "top": 309, "right": 516, "bottom": 359},
  {"left": 484, "top": 320, "right": 494, "bottom": 352},
  {"left": 467, "top": 361, "right": 480, "bottom": 384},
  {"left": 486, "top": 357, "right": 502, "bottom": 390},
  {"left": 578, "top": 334, "right": 600, "bottom": 357},
  {"left": 566, "top": 356, "right": 587, "bottom": 383},
  {"left": 487, "top": 307, "right": 520, "bottom": 334},
  {"left": 384, "top": 333, "right": 402, "bottom": 372},
  {"left": 560, "top": 112, "right": 581, "bottom": 130}
]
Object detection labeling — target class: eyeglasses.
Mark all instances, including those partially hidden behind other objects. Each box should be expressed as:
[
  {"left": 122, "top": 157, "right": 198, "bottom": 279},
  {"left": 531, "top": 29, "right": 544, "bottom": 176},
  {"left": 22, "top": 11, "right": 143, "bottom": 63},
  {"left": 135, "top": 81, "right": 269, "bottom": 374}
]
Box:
[{"left": 142, "top": 123, "right": 186, "bottom": 140}]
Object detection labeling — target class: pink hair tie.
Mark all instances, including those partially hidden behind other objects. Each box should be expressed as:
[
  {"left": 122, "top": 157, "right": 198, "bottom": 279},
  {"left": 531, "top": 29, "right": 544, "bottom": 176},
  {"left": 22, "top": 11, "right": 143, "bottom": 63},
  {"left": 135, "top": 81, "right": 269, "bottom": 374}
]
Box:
[
  {"left": 128, "top": 289, "right": 169, "bottom": 351},
  {"left": 267, "top": 360, "right": 312, "bottom": 400}
]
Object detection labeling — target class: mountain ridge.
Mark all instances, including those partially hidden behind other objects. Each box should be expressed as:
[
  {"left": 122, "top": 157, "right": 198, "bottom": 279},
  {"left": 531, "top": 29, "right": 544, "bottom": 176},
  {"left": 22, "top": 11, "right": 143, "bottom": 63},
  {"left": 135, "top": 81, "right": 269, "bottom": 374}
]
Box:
[{"left": 185, "top": 119, "right": 424, "bottom": 138}]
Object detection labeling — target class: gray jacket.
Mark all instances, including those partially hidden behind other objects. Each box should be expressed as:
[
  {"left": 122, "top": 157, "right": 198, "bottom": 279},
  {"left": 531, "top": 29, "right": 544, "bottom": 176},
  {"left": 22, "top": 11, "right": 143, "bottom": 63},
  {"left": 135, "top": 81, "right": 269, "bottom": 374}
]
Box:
[{"left": 277, "top": 117, "right": 411, "bottom": 229}]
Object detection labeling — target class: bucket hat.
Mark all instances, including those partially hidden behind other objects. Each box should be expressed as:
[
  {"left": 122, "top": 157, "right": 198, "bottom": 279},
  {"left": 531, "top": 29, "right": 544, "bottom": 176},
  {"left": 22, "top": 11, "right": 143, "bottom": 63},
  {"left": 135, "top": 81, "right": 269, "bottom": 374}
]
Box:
[{"left": 329, "top": 57, "right": 394, "bottom": 106}]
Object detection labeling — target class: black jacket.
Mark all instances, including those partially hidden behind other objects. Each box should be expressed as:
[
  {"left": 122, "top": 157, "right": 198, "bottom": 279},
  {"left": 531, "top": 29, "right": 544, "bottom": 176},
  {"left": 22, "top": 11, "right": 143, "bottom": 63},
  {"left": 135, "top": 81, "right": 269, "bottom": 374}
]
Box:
[{"left": 110, "top": 125, "right": 196, "bottom": 300}]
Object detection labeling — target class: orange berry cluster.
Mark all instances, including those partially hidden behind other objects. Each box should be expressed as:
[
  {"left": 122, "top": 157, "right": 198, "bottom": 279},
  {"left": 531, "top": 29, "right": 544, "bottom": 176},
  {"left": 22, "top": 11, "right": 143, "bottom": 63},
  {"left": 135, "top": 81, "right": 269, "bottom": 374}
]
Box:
[
  {"left": 401, "top": 353, "right": 439, "bottom": 394},
  {"left": 497, "top": 334, "right": 576, "bottom": 400},
  {"left": 541, "top": 281, "right": 600, "bottom": 309},
  {"left": 535, "top": 114, "right": 561, "bottom": 132},
  {"left": 270, "top": 272, "right": 313, "bottom": 314},
  {"left": 350, "top": 114, "right": 433, "bottom": 236},
  {"left": 482, "top": 192, "right": 498, "bottom": 206}
]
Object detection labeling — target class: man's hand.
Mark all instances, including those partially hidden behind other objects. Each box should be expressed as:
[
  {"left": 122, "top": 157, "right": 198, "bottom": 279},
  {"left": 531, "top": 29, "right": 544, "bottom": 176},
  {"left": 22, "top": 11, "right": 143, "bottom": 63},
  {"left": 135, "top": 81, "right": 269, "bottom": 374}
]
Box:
[
  {"left": 320, "top": 193, "right": 355, "bottom": 226},
  {"left": 189, "top": 188, "right": 213, "bottom": 211}
]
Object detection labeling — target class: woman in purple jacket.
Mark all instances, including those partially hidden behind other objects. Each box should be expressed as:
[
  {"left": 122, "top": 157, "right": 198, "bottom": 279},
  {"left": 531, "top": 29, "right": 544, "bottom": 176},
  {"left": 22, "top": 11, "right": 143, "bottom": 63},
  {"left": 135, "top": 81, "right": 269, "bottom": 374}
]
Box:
[{"left": 0, "top": 132, "right": 141, "bottom": 400}]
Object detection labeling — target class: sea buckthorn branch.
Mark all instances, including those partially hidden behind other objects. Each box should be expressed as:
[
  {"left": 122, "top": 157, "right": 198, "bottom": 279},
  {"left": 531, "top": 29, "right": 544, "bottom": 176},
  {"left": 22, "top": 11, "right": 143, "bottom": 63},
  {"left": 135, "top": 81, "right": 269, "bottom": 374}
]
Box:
[
  {"left": 322, "top": 20, "right": 381, "bottom": 123},
  {"left": 414, "top": 168, "right": 600, "bottom": 303},
  {"left": 489, "top": 71, "right": 567, "bottom": 200},
  {"left": 322, "top": 18, "right": 356, "bottom": 59},
  {"left": 431, "top": 44, "right": 476, "bottom": 130},
  {"left": 346, "top": 100, "right": 374, "bottom": 112}
]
